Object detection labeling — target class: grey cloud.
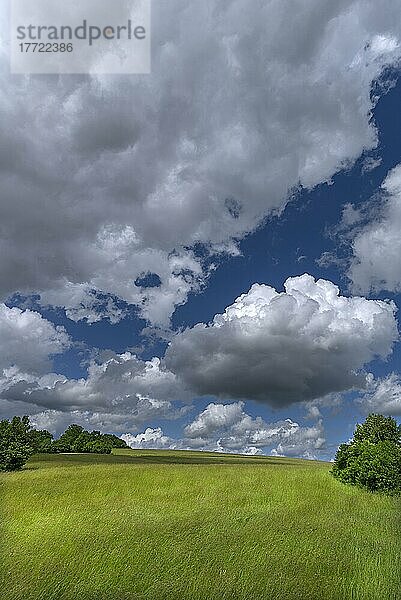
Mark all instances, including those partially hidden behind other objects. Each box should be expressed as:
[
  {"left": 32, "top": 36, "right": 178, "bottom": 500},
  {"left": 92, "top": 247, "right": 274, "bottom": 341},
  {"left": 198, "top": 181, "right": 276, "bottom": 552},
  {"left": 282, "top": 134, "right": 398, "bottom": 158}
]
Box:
[
  {"left": 166, "top": 274, "right": 398, "bottom": 407},
  {"left": 0, "top": 352, "right": 187, "bottom": 411},
  {"left": 1, "top": 1, "right": 401, "bottom": 324}
]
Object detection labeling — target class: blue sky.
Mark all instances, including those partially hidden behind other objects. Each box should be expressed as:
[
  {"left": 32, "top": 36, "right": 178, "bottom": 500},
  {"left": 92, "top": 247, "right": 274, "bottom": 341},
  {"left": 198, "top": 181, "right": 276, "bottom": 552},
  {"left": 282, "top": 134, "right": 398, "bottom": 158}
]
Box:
[{"left": 2, "top": 1, "right": 401, "bottom": 459}]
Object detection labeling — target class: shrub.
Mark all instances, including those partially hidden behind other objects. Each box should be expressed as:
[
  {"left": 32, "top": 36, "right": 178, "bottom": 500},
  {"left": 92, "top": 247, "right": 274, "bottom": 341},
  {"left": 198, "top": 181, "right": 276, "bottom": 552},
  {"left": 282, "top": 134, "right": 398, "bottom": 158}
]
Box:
[
  {"left": 0, "top": 416, "right": 33, "bottom": 471},
  {"left": 332, "top": 414, "right": 401, "bottom": 494}
]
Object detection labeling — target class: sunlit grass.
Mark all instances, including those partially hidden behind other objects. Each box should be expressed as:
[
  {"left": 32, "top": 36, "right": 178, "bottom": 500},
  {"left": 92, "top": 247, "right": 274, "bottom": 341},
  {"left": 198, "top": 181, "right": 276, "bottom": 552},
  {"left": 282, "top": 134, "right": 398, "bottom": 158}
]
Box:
[{"left": 1, "top": 450, "right": 400, "bottom": 599}]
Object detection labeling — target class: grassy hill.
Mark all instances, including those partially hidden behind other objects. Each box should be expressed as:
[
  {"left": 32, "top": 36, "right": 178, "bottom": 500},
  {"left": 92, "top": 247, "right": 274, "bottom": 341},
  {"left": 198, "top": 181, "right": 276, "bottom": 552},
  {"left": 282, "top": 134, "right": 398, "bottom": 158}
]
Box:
[{"left": 1, "top": 449, "right": 400, "bottom": 600}]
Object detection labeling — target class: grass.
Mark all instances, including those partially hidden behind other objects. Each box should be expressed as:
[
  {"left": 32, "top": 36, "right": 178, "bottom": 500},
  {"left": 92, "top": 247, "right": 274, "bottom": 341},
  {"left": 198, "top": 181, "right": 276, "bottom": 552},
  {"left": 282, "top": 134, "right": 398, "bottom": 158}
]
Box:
[{"left": 1, "top": 449, "right": 400, "bottom": 600}]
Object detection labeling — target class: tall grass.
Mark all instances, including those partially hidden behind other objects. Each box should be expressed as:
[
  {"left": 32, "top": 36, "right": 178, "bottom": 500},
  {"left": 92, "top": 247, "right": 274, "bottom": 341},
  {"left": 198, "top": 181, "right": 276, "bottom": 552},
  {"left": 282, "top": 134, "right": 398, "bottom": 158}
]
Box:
[{"left": 1, "top": 450, "right": 400, "bottom": 599}]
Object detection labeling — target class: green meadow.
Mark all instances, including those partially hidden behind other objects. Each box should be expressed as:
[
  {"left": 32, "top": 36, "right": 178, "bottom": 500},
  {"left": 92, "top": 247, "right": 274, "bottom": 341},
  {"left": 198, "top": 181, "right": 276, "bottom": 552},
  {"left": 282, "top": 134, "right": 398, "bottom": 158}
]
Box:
[{"left": 1, "top": 449, "right": 400, "bottom": 600}]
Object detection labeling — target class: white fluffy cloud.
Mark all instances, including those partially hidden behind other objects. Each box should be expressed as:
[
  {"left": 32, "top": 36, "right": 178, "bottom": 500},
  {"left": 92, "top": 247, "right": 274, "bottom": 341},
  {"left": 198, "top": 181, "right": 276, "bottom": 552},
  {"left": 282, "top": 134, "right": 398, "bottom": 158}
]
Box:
[
  {"left": 270, "top": 421, "right": 326, "bottom": 460},
  {"left": 0, "top": 352, "right": 189, "bottom": 433},
  {"left": 120, "top": 428, "right": 174, "bottom": 450},
  {"left": 166, "top": 274, "right": 398, "bottom": 406},
  {"left": 359, "top": 373, "right": 401, "bottom": 415},
  {"left": 1, "top": 275, "right": 398, "bottom": 432},
  {"left": 121, "top": 401, "right": 326, "bottom": 459},
  {"left": 348, "top": 165, "right": 401, "bottom": 293},
  {"left": 183, "top": 402, "right": 325, "bottom": 458},
  {"left": 0, "top": 303, "right": 69, "bottom": 374},
  {"left": 184, "top": 402, "right": 246, "bottom": 438},
  {"left": 1, "top": 2, "right": 401, "bottom": 324}
]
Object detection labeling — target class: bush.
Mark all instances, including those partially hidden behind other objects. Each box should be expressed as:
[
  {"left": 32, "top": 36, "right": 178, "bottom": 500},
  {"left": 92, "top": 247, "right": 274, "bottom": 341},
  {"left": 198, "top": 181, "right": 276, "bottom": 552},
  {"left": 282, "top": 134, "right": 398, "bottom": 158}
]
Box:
[
  {"left": 0, "top": 416, "right": 33, "bottom": 471},
  {"left": 332, "top": 414, "right": 401, "bottom": 494}
]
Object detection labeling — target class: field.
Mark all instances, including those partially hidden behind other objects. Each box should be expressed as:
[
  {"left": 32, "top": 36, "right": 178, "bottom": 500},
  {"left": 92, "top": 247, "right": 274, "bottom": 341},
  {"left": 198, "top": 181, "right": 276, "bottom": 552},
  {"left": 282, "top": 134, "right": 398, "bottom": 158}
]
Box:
[{"left": 1, "top": 449, "right": 400, "bottom": 600}]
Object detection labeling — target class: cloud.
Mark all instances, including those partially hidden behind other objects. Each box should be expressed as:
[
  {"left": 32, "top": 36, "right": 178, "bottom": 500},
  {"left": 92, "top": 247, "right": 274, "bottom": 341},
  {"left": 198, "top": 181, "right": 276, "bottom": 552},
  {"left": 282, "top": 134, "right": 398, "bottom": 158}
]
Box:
[
  {"left": 121, "top": 401, "right": 326, "bottom": 459},
  {"left": 0, "top": 352, "right": 189, "bottom": 433},
  {"left": 120, "top": 428, "right": 174, "bottom": 450},
  {"left": 303, "top": 393, "right": 344, "bottom": 420},
  {"left": 27, "top": 410, "right": 164, "bottom": 437},
  {"left": 361, "top": 155, "right": 382, "bottom": 174},
  {"left": 270, "top": 421, "right": 326, "bottom": 460},
  {"left": 166, "top": 274, "right": 398, "bottom": 406},
  {"left": 0, "top": 303, "right": 69, "bottom": 374},
  {"left": 0, "top": 275, "right": 397, "bottom": 433},
  {"left": 359, "top": 373, "right": 401, "bottom": 416},
  {"left": 348, "top": 164, "right": 401, "bottom": 293},
  {"left": 1, "top": 1, "right": 401, "bottom": 324},
  {"left": 184, "top": 402, "right": 246, "bottom": 438}
]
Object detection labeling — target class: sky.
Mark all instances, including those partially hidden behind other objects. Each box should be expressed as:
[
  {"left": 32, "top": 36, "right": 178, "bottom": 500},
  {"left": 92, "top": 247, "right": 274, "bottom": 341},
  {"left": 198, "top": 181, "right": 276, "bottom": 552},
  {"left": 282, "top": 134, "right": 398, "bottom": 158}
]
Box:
[{"left": 1, "top": 0, "right": 401, "bottom": 460}]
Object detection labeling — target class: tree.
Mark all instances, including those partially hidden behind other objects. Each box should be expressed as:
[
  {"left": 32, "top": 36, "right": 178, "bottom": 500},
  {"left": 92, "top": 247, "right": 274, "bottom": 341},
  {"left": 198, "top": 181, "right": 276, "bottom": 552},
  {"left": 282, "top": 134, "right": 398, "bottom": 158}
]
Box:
[
  {"left": 52, "top": 424, "right": 85, "bottom": 452},
  {"left": 74, "top": 431, "right": 112, "bottom": 454},
  {"left": 102, "top": 433, "right": 128, "bottom": 449},
  {"left": 28, "top": 428, "right": 54, "bottom": 453},
  {"left": 72, "top": 430, "right": 92, "bottom": 452},
  {"left": 85, "top": 438, "right": 112, "bottom": 454},
  {"left": 52, "top": 425, "right": 119, "bottom": 454},
  {"left": 332, "top": 413, "right": 401, "bottom": 494},
  {"left": 353, "top": 413, "right": 401, "bottom": 445},
  {"left": 0, "top": 416, "right": 33, "bottom": 471}
]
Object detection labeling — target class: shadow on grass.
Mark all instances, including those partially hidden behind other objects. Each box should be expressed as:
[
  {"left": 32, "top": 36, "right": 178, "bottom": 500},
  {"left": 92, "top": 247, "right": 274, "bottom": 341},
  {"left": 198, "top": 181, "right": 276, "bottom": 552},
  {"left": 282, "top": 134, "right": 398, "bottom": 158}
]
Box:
[{"left": 26, "top": 451, "right": 316, "bottom": 470}]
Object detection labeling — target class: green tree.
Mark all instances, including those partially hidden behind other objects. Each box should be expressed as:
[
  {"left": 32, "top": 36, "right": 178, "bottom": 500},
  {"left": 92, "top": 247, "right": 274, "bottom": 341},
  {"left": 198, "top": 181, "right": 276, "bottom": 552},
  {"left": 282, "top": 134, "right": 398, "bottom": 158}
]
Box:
[
  {"left": 52, "top": 424, "right": 85, "bottom": 453},
  {"left": 102, "top": 433, "right": 128, "bottom": 449},
  {"left": 332, "top": 413, "right": 401, "bottom": 494},
  {"left": 85, "top": 438, "right": 112, "bottom": 454},
  {"left": 0, "top": 416, "right": 33, "bottom": 471},
  {"left": 353, "top": 413, "right": 401, "bottom": 445},
  {"left": 52, "top": 426, "right": 116, "bottom": 454},
  {"left": 76, "top": 431, "right": 112, "bottom": 454},
  {"left": 28, "top": 429, "right": 54, "bottom": 453},
  {"left": 72, "top": 430, "right": 92, "bottom": 452}
]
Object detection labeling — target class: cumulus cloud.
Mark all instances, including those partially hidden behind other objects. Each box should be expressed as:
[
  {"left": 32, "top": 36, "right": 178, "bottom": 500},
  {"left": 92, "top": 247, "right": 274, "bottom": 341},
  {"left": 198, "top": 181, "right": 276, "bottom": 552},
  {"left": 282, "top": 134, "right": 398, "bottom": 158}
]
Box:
[
  {"left": 184, "top": 402, "right": 246, "bottom": 438},
  {"left": 166, "top": 274, "right": 398, "bottom": 406},
  {"left": 348, "top": 164, "right": 401, "bottom": 293},
  {"left": 359, "top": 373, "right": 401, "bottom": 415},
  {"left": 0, "top": 303, "right": 69, "bottom": 374},
  {"left": 303, "top": 393, "right": 344, "bottom": 421},
  {"left": 28, "top": 410, "right": 158, "bottom": 437},
  {"left": 120, "top": 428, "right": 174, "bottom": 450},
  {"left": 1, "top": 275, "right": 398, "bottom": 432},
  {"left": 121, "top": 401, "right": 326, "bottom": 459},
  {"left": 0, "top": 352, "right": 189, "bottom": 433},
  {"left": 1, "top": 1, "right": 401, "bottom": 324},
  {"left": 270, "top": 421, "right": 326, "bottom": 460}
]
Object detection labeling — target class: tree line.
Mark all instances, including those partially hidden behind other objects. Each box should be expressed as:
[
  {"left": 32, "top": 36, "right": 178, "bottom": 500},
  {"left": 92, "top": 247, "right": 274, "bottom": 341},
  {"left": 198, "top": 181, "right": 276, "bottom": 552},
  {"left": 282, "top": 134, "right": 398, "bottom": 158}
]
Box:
[{"left": 0, "top": 417, "right": 128, "bottom": 471}]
